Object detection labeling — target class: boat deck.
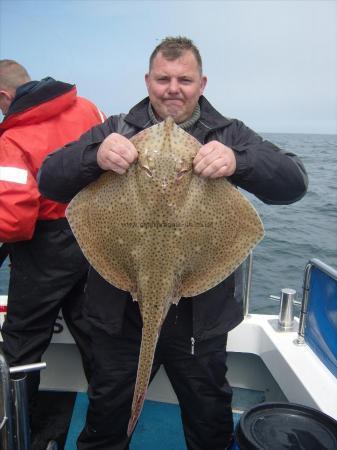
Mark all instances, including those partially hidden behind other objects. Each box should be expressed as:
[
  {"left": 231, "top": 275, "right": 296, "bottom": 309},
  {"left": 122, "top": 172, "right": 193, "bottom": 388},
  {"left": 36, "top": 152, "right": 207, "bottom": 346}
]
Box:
[{"left": 32, "top": 387, "right": 260, "bottom": 450}]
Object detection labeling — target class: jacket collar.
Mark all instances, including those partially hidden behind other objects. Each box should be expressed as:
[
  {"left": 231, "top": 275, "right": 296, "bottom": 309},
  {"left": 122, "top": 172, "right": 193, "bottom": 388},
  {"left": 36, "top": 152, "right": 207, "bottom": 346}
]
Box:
[
  {"left": 124, "top": 97, "right": 153, "bottom": 130},
  {"left": 0, "top": 80, "right": 76, "bottom": 132},
  {"left": 198, "top": 96, "right": 232, "bottom": 129},
  {"left": 5, "top": 78, "right": 74, "bottom": 117},
  {"left": 124, "top": 96, "right": 232, "bottom": 134}
]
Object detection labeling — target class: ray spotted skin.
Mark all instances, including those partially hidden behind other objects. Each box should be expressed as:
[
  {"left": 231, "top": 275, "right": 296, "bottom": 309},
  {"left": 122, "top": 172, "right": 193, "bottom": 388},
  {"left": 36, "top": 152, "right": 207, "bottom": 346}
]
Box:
[{"left": 66, "top": 117, "right": 264, "bottom": 435}]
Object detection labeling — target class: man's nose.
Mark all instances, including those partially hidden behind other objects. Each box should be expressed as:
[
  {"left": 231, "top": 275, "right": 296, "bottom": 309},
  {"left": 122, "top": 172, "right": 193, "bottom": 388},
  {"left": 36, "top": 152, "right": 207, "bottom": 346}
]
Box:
[{"left": 168, "top": 79, "right": 179, "bottom": 93}]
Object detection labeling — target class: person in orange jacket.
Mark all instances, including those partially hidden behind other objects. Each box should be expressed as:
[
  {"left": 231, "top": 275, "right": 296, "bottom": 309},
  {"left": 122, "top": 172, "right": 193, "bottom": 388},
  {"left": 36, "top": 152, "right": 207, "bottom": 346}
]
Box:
[{"left": 0, "top": 59, "right": 105, "bottom": 440}]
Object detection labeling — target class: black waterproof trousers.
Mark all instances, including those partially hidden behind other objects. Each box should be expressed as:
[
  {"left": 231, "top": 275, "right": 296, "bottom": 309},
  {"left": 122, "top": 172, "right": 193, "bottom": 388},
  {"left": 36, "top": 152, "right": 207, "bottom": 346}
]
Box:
[
  {"left": 77, "top": 300, "right": 233, "bottom": 450},
  {"left": 1, "top": 220, "right": 92, "bottom": 406}
]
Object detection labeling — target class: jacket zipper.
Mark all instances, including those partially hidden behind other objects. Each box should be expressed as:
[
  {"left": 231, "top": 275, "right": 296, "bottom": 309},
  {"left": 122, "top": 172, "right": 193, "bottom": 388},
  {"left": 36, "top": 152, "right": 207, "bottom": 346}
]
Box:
[{"left": 190, "top": 336, "right": 195, "bottom": 355}]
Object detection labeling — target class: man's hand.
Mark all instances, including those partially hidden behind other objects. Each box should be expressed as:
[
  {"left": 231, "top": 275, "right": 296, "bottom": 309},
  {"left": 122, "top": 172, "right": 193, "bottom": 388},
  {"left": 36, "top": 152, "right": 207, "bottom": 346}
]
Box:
[
  {"left": 193, "top": 141, "right": 237, "bottom": 178},
  {"left": 97, "top": 133, "right": 138, "bottom": 174}
]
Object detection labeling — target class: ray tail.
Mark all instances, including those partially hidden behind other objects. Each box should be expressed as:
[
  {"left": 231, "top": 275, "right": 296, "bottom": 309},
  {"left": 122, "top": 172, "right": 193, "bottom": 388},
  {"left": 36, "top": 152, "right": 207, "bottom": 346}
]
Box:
[{"left": 127, "top": 321, "right": 160, "bottom": 436}]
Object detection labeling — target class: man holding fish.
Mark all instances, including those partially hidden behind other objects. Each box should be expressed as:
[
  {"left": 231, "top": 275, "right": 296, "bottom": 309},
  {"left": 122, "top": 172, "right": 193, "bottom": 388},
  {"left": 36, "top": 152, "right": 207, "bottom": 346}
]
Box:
[{"left": 39, "top": 37, "right": 308, "bottom": 450}]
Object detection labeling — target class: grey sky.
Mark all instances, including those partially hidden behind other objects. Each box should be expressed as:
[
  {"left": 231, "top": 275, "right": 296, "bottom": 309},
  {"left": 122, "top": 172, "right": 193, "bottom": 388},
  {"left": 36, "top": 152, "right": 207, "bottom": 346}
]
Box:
[{"left": 0, "top": 0, "right": 336, "bottom": 133}]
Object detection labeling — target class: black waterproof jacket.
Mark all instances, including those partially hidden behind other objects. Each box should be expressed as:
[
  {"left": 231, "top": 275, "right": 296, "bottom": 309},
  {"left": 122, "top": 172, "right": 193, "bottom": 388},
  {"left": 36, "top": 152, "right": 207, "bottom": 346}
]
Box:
[{"left": 38, "top": 96, "right": 308, "bottom": 341}]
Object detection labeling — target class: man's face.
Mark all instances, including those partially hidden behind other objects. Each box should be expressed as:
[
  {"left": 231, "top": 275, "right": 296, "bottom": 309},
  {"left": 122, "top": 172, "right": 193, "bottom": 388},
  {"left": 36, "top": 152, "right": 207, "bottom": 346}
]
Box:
[{"left": 145, "top": 50, "right": 207, "bottom": 124}]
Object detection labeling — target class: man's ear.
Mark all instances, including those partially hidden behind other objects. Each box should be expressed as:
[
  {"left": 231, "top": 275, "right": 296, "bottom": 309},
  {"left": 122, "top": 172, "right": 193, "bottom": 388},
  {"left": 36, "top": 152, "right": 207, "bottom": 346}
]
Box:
[
  {"left": 0, "top": 89, "right": 14, "bottom": 114},
  {"left": 200, "top": 76, "right": 207, "bottom": 95},
  {"left": 145, "top": 73, "right": 150, "bottom": 90},
  {"left": 0, "top": 89, "right": 14, "bottom": 100}
]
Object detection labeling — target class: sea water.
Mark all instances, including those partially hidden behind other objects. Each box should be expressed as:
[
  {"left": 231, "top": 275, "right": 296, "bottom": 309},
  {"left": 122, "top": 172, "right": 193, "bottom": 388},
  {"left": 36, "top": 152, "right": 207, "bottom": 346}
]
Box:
[
  {"left": 248, "top": 132, "right": 337, "bottom": 313},
  {"left": 0, "top": 133, "right": 336, "bottom": 314}
]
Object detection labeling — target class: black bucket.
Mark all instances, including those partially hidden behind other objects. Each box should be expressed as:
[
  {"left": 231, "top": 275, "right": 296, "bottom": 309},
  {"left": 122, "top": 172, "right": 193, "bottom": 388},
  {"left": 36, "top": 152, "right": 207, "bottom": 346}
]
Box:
[{"left": 231, "top": 402, "right": 337, "bottom": 450}]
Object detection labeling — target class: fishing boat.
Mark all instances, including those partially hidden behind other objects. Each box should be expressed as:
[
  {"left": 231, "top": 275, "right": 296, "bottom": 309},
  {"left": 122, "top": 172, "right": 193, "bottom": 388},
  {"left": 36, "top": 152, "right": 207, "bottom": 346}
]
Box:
[{"left": 1, "top": 255, "right": 337, "bottom": 449}]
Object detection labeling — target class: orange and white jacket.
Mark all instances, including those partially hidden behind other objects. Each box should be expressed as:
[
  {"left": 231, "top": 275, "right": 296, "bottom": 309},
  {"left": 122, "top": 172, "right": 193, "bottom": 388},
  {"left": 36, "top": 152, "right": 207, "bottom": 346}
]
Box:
[{"left": 0, "top": 79, "right": 105, "bottom": 242}]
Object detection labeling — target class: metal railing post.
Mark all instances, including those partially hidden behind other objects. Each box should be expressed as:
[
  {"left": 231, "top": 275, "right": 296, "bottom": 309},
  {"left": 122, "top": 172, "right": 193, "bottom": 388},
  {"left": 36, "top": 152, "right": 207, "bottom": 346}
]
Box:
[
  {"left": 0, "top": 355, "right": 47, "bottom": 450},
  {"left": 243, "top": 251, "right": 253, "bottom": 317},
  {"left": 0, "top": 352, "right": 15, "bottom": 450},
  {"left": 10, "top": 373, "right": 30, "bottom": 450},
  {"left": 295, "top": 261, "right": 313, "bottom": 345},
  {"left": 9, "top": 362, "right": 47, "bottom": 450}
]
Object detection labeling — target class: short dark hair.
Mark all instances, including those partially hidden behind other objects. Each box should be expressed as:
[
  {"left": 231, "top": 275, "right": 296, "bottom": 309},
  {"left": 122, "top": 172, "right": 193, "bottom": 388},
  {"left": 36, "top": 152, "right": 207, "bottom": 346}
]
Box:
[
  {"left": 0, "top": 59, "right": 31, "bottom": 92},
  {"left": 149, "top": 36, "right": 203, "bottom": 74}
]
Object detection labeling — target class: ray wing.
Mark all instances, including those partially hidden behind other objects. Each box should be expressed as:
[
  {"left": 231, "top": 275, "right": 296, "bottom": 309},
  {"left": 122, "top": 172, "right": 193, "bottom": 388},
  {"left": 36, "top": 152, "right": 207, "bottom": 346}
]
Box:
[
  {"left": 66, "top": 169, "right": 141, "bottom": 293},
  {"left": 178, "top": 176, "right": 264, "bottom": 297}
]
